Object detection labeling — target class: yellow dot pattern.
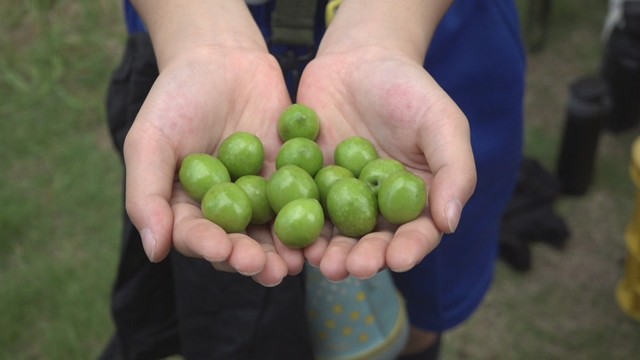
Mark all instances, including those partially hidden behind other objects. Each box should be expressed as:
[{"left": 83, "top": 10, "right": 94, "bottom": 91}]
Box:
[
  {"left": 359, "top": 333, "right": 369, "bottom": 343},
  {"left": 365, "top": 315, "right": 375, "bottom": 326},
  {"left": 312, "top": 286, "right": 377, "bottom": 347},
  {"left": 305, "top": 265, "right": 404, "bottom": 358},
  {"left": 325, "top": 319, "right": 336, "bottom": 329},
  {"left": 342, "top": 327, "right": 353, "bottom": 336}
]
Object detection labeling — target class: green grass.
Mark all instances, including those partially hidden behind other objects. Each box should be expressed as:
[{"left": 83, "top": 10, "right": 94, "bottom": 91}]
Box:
[
  {"left": 1, "top": 0, "right": 125, "bottom": 358},
  {"left": 1, "top": 0, "right": 639, "bottom": 359}
]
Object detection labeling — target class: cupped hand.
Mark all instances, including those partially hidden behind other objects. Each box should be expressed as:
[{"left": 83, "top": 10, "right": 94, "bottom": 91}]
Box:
[
  {"left": 123, "top": 45, "right": 303, "bottom": 286},
  {"left": 297, "top": 47, "right": 477, "bottom": 281}
]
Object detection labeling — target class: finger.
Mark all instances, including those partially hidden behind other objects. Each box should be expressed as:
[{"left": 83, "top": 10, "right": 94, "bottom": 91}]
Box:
[
  {"left": 346, "top": 230, "right": 392, "bottom": 279},
  {"left": 271, "top": 230, "right": 307, "bottom": 276},
  {"left": 171, "top": 188, "right": 233, "bottom": 263},
  {"left": 418, "top": 101, "right": 476, "bottom": 234},
  {"left": 174, "top": 188, "right": 268, "bottom": 276},
  {"left": 385, "top": 210, "right": 442, "bottom": 272},
  {"left": 252, "top": 252, "right": 289, "bottom": 287},
  {"left": 302, "top": 220, "right": 333, "bottom": 267},
  {"left": 123, "top": 123, "right": 177, "bottom": 262},
  {"left": 319, "top": 233, "right": 357, "bottom": 282},
  {"left": 227, "top": 233, "right": 267, "bottom": 276},
  {"left": 248, "top": 226, "right": 289, "bottom": 286}
]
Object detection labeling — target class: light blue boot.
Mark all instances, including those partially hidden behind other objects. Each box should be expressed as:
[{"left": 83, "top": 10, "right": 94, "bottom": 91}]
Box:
[{"left": 306, "top": 264, "right": 409, "bottom": 360}]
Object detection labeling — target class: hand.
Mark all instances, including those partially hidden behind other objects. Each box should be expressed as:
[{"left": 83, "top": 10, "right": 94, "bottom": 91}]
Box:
[
  {"left": 123, "top": 46, "right": 303, "bottom": 286},
  {"left": 297, "top": 47, "right": 477, "bottom": 281}
]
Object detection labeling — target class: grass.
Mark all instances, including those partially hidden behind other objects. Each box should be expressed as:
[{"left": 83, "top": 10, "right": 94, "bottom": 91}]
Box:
[
  {"left": 1, "top": 0, "right": 639, "bottom": 359},
  {"left": 1, "top": 0, "right": 124, "bottom": 358}
]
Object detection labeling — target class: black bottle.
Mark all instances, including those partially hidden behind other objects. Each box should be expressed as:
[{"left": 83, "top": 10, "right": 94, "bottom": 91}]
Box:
[
  {"left": 556, "top": 76, "right": 611, "bottom": 195},
  {"left": 601, "top": 0, "right": 640, "bottom": 132}
]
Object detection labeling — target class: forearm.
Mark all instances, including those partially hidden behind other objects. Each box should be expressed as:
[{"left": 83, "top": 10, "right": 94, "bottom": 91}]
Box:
[
  {"left": 131, "top": 0, "right": 267, "bottom": 69},
  {"left": 318, "top": 0, "right": 453, "bottom": 63}
]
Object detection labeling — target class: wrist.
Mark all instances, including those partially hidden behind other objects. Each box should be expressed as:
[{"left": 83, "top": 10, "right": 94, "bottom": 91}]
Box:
[
  {"left": 317, "top": 0, "right": 452, "bottom": 63},
  {"left": 131, "top": 0, "right": 268, "bottom": 70},
  {"left": 156, "top": 33, "right": 268, "bottom": 71}
]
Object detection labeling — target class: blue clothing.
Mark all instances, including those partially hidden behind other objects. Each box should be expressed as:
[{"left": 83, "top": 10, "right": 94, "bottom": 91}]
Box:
[
  {"left": 124, "top": 1, "right": 146, "bottom": 33},
  {"left": 393, "top": 0, "right": 525, "bottom": 331},
  {"left": 122, "top": 0, "right": 525, "bottom": 332}
]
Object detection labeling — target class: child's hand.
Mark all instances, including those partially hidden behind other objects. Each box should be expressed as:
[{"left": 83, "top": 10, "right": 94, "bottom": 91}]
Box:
[
  {"left": 123, "top": 46, "right": 301, "bottom": 286},
  {"left": 298, "top": 49, "right": 476, "bottom": 281}
]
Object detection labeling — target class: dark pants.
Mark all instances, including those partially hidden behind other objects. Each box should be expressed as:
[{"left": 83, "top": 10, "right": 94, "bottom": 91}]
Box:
[{"left": 101, "top": 33, "right": 314, "bottom": 360}]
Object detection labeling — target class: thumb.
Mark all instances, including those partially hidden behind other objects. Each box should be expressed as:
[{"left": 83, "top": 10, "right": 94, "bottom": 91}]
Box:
[
  {"left": 420, "top": 108, "right": 476, "bottom": 234},
  {"left": 123, "top": 123, "right": 177, "bottom": 262}
]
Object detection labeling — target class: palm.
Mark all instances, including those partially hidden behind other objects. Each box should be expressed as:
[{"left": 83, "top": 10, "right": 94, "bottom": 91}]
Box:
[
  {"left": 297, "top": 49, "right": 475, "bottom": 280},
  {"left": 144, "top": 48, "right": 289, "bottom": 160},
  {"left": 124, "top": 47, "right": 300, "bottom": 286}
]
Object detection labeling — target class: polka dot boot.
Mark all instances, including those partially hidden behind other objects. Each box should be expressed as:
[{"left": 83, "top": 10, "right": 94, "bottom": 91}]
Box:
[{"left": 306, "top": 264, "right": 409, "bottom": 360}]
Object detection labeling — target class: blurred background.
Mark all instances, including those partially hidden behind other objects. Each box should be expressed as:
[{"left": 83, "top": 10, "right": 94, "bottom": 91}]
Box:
[{"left": 1, "top": 0, "right": 639, "bottom": 358}]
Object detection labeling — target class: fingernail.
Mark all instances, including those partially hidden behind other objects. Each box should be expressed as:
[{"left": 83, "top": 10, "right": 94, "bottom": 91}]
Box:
[
  {"left": 141, "top": 228, "right": 157, "bottom": 262},
  {"left": 239, "top": 269, "right": 262, "bottom": 277},
  {"left": 255, "top": 277, "right": 283, "bottom": 288},
  {"left": 327, "top": 277, "right": 347, "bottom": 284},
  {"left": 355, "top": 273, "right": 376, "bottom": 281},
  {"left": 445, "top": 199, "right": 462, "bottom": 233}
]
